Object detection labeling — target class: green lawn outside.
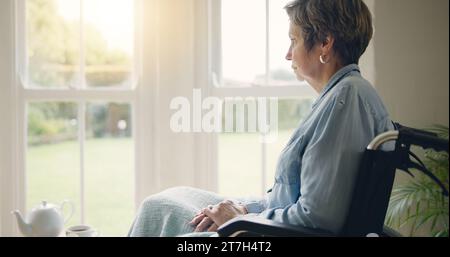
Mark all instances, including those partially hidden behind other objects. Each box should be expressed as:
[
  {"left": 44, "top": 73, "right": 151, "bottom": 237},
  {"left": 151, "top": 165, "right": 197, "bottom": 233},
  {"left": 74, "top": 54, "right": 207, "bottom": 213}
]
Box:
[{"left": 27, "top": 138, "right": 134, "bottom": 236}]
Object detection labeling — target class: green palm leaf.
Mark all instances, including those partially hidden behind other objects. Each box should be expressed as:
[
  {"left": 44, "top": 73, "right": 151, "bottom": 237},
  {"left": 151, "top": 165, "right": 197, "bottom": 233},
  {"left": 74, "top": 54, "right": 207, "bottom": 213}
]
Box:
[{"left": 386, "top": 125, "right": 448, "bottom": 236}]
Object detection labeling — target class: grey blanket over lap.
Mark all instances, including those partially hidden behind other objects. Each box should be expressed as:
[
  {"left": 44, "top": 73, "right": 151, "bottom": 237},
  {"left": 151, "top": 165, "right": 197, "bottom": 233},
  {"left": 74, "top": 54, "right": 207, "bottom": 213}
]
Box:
[{"left": 127, "top": 186, "right": 226, "bottom": 237}]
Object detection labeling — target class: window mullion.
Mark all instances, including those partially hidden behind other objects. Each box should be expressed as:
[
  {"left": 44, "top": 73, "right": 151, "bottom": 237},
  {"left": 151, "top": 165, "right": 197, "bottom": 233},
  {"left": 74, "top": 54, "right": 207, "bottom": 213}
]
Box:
[
  {"left": 17, "top": 0, "right": 27, "bottom": 209},
  {"left": 79, "top": 0, "right": 86, "bottom": 225},
  {"left": 261, "top": 134, "right": 267, "bottom": 196},
  {"left": 17, "top": 0, "right": 27, "bottom": 88},
  {"left": 78, "top": 101, "right": 86, "bottom": 225},
  {"left": 260, "top": 0, "right": 271, "bottom": 196},
  {"left": 265, "top": 0, "right": 270, "bottom": 86},
  {"left": 22, "top": 88, "right": 136, "bottom": 102},
  {"left": 80, "top": 0, "right": 86, "bottom": 90},
  {"left": 210, "top": 0, "right": 222, "bottom": 88}
]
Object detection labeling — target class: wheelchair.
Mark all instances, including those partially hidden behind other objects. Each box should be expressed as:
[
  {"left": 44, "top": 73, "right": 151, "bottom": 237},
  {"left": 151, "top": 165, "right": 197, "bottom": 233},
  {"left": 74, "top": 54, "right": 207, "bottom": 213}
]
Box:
[{"left": 217, "top": 123, "right": 449, "bottom": 237}]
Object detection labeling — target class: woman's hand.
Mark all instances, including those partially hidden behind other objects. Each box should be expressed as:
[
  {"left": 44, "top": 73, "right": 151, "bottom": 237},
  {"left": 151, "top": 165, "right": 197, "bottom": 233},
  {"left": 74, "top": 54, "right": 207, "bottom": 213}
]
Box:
[
  {"left": 189, "top": 200, "right": 248, "bottom": 232},
  {"left": 202, "top": 200, "right": 248, "bottom": 229},
  {"left": 189, "top": 211, "right": 217, "bottom": 232}
]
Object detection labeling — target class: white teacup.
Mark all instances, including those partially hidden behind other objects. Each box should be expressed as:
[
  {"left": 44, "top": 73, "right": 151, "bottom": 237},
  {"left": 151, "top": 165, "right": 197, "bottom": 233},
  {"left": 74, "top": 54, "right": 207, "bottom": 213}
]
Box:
[{"left": 66, "top": 225, "right": 99, "bottom": 237}]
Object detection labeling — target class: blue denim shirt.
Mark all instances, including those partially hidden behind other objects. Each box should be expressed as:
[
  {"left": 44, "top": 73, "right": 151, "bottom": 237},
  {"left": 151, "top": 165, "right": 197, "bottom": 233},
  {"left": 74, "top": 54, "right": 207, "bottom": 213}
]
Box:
[{"left": 244, "top": 64, "right": 394, "bottom": 234}]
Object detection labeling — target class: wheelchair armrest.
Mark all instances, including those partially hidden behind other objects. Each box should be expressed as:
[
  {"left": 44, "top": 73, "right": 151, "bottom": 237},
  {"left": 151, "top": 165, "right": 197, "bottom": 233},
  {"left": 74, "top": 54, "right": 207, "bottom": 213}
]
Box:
[{"left": 217, "top": 215, "right": 335, "bottom": 237}]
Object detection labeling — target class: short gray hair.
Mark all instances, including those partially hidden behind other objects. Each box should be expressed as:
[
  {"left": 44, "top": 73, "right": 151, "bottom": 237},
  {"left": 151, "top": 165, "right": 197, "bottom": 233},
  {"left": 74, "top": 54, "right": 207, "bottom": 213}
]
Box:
[{"left": 285, "top": 0, "right": 373, "bottom": 65}]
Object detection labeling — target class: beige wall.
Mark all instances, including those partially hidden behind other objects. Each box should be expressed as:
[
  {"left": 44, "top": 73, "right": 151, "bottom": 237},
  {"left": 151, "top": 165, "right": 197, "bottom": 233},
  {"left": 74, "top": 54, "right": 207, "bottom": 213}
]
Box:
[
  {"left": 359, "top": 0, "right": 376, "bottom": 85},
  {"left": 0, "top": 0, "right": 14, "bottom": 236},
  {"left": 372, "top": 0, "right": 449, "bottom": 236},
  {"left": 373, "top": 0, "right": 449, "bottom": 128}
]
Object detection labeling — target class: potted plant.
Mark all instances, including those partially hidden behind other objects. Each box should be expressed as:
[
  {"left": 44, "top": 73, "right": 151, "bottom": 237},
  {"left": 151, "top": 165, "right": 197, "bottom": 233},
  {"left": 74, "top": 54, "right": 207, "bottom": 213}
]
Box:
[{"left": 385, "top": 125, "right": 449, "bottom": 237}]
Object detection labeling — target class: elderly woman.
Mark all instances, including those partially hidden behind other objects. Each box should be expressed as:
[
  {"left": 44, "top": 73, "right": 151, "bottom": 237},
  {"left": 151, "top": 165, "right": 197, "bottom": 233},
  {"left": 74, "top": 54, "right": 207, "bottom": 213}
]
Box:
[{"left": 128, "top": 0, "right": 393, "bottom": 237}]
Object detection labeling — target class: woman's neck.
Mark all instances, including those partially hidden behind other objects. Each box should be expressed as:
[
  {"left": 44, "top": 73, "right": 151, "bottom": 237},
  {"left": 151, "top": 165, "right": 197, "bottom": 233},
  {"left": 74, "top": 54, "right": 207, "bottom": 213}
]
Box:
[{"left": 309, "top": 62, "right": 345, "bottom": 94}]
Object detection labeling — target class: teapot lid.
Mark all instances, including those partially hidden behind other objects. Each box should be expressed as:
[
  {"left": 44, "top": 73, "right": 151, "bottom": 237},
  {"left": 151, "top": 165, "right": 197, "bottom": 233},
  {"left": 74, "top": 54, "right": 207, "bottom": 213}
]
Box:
[{"left": 35, "top": 200, "right": 57, "bottom": 211}]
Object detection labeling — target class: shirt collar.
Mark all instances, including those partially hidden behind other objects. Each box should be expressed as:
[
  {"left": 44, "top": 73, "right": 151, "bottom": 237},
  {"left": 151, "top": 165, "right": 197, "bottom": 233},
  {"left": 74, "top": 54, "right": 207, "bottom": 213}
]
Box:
[{"left": 312, "top": 64, "right": 361, "bottom": 109}]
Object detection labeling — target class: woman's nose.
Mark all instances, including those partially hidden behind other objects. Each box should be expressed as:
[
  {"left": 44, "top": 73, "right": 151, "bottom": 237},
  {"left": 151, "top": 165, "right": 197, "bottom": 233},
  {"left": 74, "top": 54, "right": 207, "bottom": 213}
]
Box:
[{"left": 286, "top": 49, "right": 292, "bottom": 61}]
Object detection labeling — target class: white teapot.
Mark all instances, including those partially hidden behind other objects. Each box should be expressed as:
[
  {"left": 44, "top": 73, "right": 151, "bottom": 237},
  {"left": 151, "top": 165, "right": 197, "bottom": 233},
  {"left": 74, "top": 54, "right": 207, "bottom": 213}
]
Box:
[{"left": 12, "top": 200, "right": 74, "bottom": 237}]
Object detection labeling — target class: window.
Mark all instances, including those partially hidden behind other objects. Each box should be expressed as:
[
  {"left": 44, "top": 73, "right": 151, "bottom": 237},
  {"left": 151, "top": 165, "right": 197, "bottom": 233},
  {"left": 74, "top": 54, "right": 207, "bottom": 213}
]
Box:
[
  {"left": 211, "top": 0, "right": 316, "bottom": 197},
  {"left": 212, "top": 0, "right": 305, "bottom": 88},
  {"left": 218, "top": 98, "right": 313, "bottom": 197},
  {"left": 18, "top": 0, "right": 139, "bottom": 236}
]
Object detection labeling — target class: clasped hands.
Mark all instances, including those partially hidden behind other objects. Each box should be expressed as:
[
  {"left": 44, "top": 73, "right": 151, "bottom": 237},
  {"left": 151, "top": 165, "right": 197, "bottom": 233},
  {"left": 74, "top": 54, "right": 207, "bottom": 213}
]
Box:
[{"left": 189, "top": 200, "right": 248, "bottom": 232}]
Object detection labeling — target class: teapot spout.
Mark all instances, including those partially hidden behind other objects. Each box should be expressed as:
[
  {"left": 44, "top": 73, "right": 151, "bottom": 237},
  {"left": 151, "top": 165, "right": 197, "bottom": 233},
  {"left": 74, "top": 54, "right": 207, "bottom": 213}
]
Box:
[{"left": 11, "top": 210, "right": 33, "bottom": 237}]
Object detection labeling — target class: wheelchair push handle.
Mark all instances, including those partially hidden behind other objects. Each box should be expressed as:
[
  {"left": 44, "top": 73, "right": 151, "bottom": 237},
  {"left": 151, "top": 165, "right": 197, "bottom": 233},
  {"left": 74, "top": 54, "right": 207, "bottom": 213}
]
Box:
[{"left": 398, "top": 126, "right": 449, "bottom": 153}]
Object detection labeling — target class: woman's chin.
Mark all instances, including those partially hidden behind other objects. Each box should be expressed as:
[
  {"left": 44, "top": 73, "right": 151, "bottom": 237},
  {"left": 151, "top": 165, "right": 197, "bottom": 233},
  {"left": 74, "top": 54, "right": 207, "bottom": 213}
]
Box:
[{"left": 295, "top": 73, "right": 305, "bottom": 82}]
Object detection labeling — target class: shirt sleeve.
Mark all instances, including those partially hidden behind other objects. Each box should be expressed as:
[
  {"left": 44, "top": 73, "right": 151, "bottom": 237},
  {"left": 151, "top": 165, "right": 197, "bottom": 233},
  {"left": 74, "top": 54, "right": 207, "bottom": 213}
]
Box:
[
  {"left": 259, "top": 84, "right": 386, "bottom": 233},
  {"left": 243, "top": 199, "right": 267, "bottom": 214},
  {"left": 235, "top": 195, "right": 268, "bottom": 214}
]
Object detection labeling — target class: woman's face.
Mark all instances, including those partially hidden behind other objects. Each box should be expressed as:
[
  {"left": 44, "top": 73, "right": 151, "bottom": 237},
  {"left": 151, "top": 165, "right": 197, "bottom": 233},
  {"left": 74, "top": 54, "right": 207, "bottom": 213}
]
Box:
[{"left": 286, "top": 22, "right": 321, "bottom": 82}]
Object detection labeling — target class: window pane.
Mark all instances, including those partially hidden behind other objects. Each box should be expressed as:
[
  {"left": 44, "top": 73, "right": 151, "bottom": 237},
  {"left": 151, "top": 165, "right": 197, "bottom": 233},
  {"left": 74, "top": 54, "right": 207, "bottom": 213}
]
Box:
[
  {"left": 26, "top": 0, "right": 80, "bottom": 88},
  {"left": 25, "top": 0, "right": 135, "bottom": 89},
  {"left": 218, "top": 133, "right": 262, "bottom": 198},
  {"left": 269, "top": 0, "right": 299, "bottom": 85},
  {"left": 221, "top": 0, "right": 266, "bottom": 86},
  {"left": 85, "top": 103, "right": 134, "bottom": 236},
  {"left": 265, "top": 98, "right": 314, "bottom": 189},
  {"left": 27, "top": 102, "right": 81, "bottom": 228},
  {"left": 218, "top": 99, "right": 262, "bottom": 198},
  {"left": 218, "top": 99, "right": 314, "bottom": 198},
  {"left": 84, "top": 0, "right": 135, "bottom": 88}
]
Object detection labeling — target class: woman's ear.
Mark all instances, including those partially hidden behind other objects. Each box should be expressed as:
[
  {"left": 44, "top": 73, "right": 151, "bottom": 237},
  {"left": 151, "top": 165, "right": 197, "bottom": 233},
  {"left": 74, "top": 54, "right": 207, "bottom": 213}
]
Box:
[{"left": 321, "top": 35, "right": 335, "bottom": 55}]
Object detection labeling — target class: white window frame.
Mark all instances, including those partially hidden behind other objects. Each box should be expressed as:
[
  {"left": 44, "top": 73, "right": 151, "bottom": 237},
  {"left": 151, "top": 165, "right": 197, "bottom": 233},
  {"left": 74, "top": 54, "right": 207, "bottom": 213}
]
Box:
[
  {"left": 207, "top": 0, "right": 316, "bottom": 195},
  {"left": 3, "top": 0, "right": 153, "bottom": 236}
]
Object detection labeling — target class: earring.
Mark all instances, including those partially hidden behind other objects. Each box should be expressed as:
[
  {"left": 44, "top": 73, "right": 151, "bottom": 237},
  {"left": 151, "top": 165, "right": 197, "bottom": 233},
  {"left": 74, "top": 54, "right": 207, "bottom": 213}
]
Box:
[{"left": 320, "top": 55, "right": 327, "bottom": 64}]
